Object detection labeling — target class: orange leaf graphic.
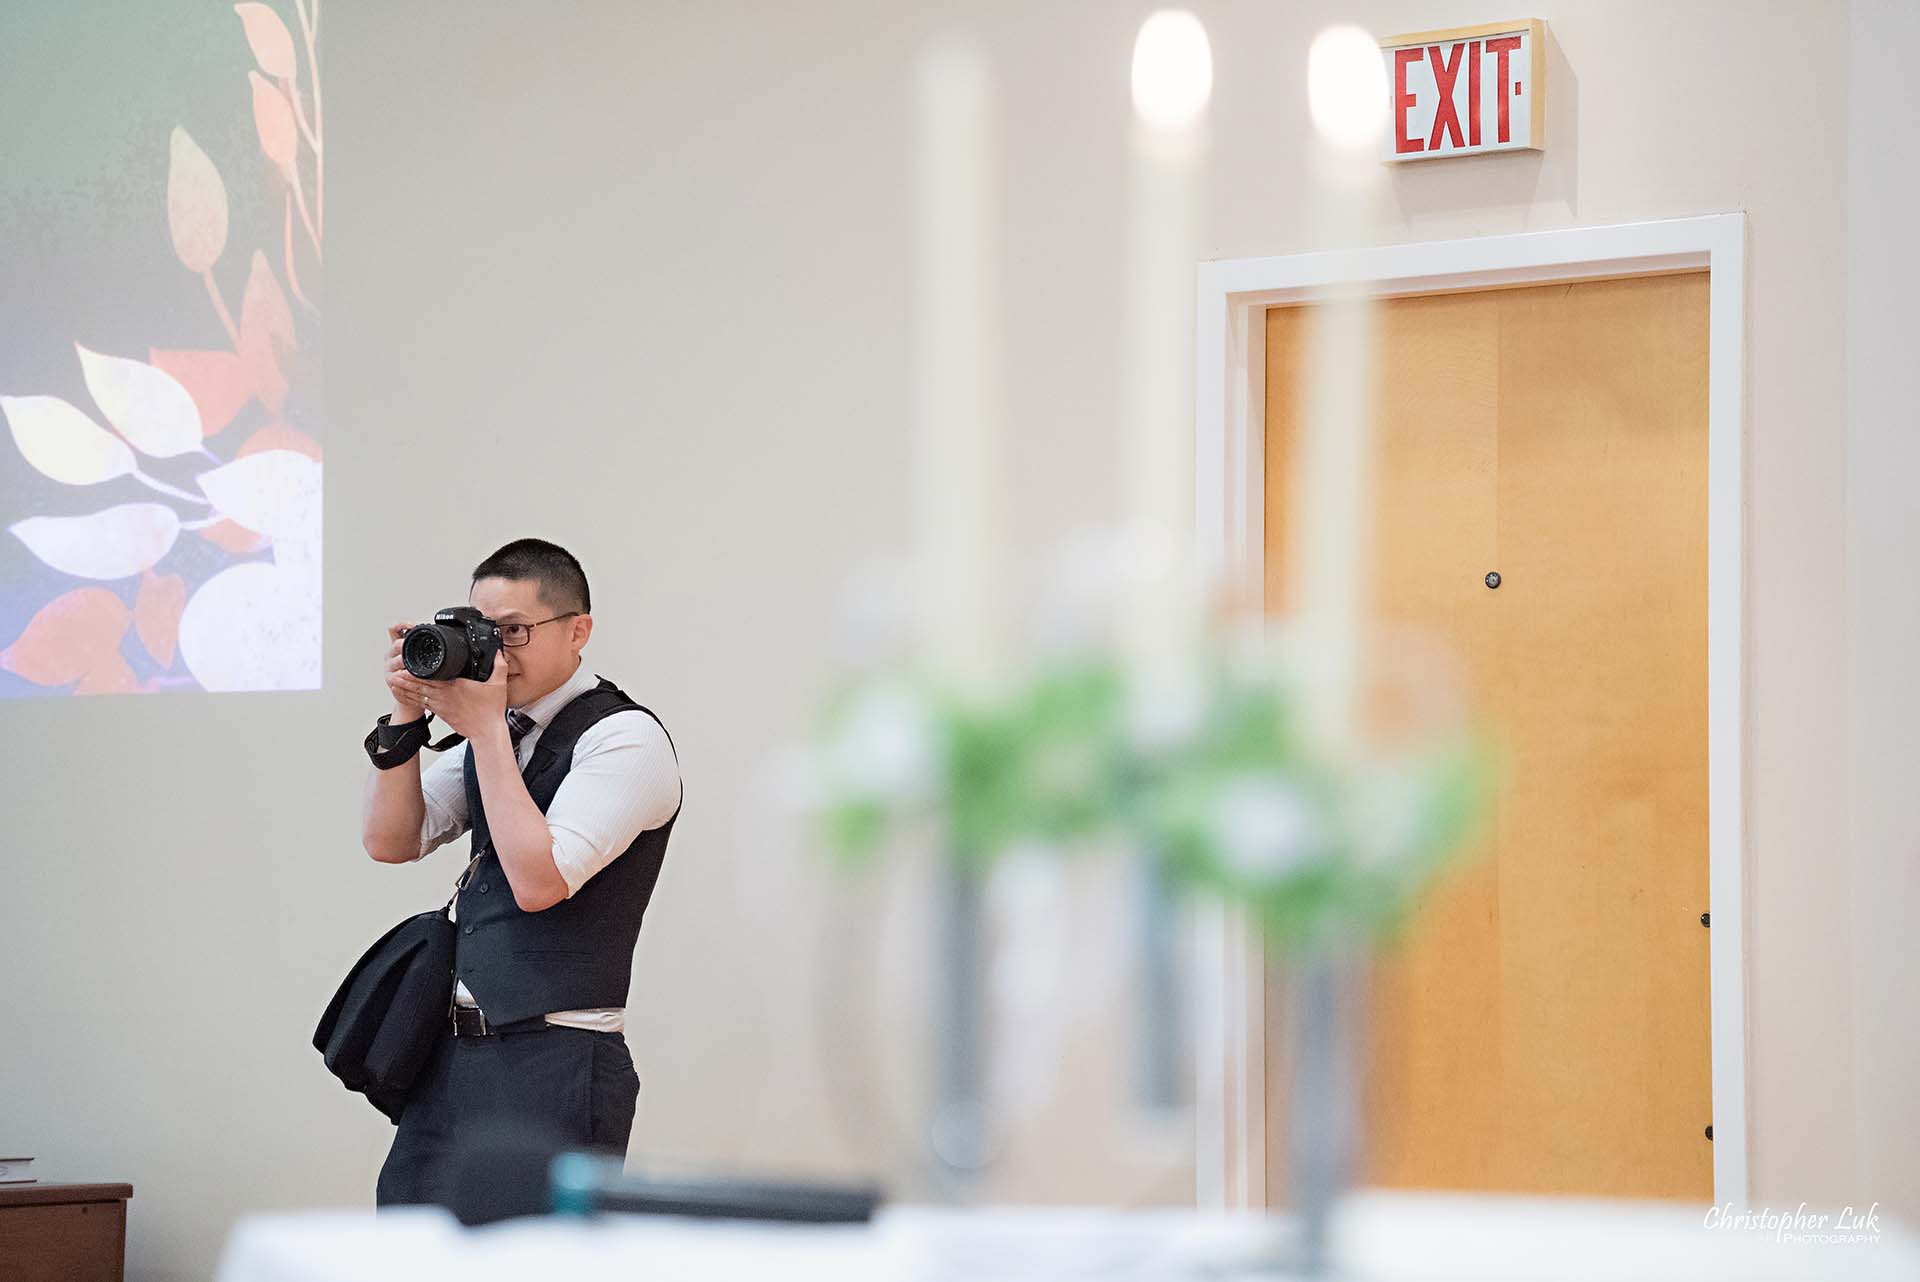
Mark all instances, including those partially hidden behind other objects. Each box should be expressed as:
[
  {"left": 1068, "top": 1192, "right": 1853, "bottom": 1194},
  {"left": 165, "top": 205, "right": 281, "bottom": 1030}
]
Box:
[
  {"left": 240, "top": 252, "right": 295, "bottom": 411},
  {"left": 0, "top": 588, "right": 132, "bottom": 687},
  {"left": 135, "top": 570, "right": 188, "bottom": 669},
  {"left": 250, "top": 71, "right": 299, "bottom": 179},
  {"left": 243, "top": 252, "right": 296, "bottom": 348},
  {"left": 167, "top": 127, "right": 229, "bottom": 274},
  {"left": 150, "top": 348, "right": 253, "bottom": 438},
  {"left": 197, "top": 520, "right": 269, "bottom": 556},
  {"left": 239, "top": 421, "right": 321, "bottom": 461},
  {"left": 235, "top": 3, "right": 298, "bottom": 81},
  {"left": 75, "top": 651, "right": 137, "bottom": 696}
]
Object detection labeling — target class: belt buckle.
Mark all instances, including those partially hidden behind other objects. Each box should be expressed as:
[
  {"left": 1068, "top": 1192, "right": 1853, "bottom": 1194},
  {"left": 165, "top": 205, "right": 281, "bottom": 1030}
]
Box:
[{"left": 452, "top": 1005, "right": 490, "bottom": 1037}]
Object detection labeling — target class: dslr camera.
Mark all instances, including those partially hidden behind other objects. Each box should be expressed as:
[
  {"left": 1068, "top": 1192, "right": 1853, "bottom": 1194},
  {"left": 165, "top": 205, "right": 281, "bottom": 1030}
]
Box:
[{"left": 402, "top": 607, "right": 501, "bottom": 682}]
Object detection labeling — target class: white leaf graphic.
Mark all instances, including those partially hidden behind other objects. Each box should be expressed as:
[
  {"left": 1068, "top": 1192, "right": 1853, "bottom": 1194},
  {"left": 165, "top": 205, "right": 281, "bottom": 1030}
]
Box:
[
  {"left": 272, "top": 514, "right": 321, "bottom": 582},
  {"left": 11, "top": 504, "right": 181, "bottom": 579},
  {"left": 1, "top": 395, "right": 137, "bottom": 485},
  {"left": 196, "top": 450, "right": 320, "bottom": 540},
  {"left": 76, "top": 344, "right": 203, "bottom": 458},
  {"left": 168, "top": 127, "right": 229, "bottom": 274},
  {"left": 179, "top": 561, "right": 320, "bottom": 692}
]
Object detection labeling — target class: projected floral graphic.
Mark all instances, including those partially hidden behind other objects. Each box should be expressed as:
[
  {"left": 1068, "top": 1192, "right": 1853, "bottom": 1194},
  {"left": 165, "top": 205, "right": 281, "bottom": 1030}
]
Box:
[{"left": 0, "top": 2, "right": 324, "bottom": 694}]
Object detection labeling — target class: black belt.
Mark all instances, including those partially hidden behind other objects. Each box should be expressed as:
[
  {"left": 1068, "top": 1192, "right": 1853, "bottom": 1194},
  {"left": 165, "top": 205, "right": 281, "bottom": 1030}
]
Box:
[{"left": 451, "top": 1006, "right": 548, "bottom": 1038}]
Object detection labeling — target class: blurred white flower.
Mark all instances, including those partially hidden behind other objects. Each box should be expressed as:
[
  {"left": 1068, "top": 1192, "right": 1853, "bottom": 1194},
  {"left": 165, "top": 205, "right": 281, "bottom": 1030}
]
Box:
[
  {"left": 826, "top": 681, "right": 942, "bottom": 805},
  {"left": 1125, "top": 660, "right": 1206, "bottom": 751},
  {"left": 1349, "top": 766, "right": 1427, "bottom": 870},
  {"left": 1211, "top": 775, "right": 1325, "bottom": 882}
]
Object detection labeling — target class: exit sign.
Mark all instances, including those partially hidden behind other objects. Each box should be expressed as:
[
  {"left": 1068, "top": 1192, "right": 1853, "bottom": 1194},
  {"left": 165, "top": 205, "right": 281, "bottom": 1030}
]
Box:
[{"left": 1381, "top": 19, "right": 1545, "bottom": 161}]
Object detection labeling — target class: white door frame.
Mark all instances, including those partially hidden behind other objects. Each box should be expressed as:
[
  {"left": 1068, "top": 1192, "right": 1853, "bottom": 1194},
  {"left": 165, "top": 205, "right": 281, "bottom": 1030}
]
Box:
[{"left": 1189, "top": 213, "right": 1749, "bottom": 1209}]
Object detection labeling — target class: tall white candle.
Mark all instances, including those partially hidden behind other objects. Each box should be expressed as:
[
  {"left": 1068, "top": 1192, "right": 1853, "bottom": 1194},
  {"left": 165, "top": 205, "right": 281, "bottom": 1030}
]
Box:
[
  {"left": 1125, "top": 12, "right": 1212, "bottom": 697},
  {"left": 914, "top": 40, "right": 1000, "bottom": 687},
  {"left": 1288, "top": 26, "right": 1390, "bottom": 754}
]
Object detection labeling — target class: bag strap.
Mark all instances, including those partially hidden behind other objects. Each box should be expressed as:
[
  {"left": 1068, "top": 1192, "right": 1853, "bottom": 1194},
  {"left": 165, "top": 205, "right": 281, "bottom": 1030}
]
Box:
[{"left": 444, "top": 850, "right": 483, "bottom": 915}]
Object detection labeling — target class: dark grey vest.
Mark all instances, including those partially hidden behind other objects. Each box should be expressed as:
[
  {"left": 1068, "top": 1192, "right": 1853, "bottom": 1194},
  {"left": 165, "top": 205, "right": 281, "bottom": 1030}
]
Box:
[{"left": 452, "top": 678, "right": 678, "bottom": 1026}]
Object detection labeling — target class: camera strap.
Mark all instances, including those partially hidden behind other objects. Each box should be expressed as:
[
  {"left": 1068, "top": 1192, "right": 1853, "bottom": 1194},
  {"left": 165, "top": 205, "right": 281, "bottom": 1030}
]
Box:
[{"left": 425, "top": 708, "right": 533, "bottom": 756}]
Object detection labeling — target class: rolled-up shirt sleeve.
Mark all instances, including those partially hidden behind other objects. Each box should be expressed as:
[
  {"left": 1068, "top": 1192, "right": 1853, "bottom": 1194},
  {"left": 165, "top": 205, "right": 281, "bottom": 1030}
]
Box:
[
  {"left": 546, "top": 711, "right": 682, "bottom": 896},
  {"left": 417, "top": 744, "right": 472, "bottom": 859}
]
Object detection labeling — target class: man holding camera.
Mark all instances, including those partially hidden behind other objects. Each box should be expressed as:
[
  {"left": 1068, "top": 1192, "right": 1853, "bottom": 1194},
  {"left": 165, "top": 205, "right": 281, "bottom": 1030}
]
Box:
[{"left": 359, "top": 539, "right": 682, "bottom": 1207}]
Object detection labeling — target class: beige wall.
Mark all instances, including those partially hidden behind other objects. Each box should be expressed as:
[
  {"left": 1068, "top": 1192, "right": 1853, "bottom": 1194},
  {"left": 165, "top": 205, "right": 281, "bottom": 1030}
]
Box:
[
  {"left": 1846, "top": 0, "right": 1920, "bottom": 1228},
  {"left": 1, "top": 3, "right": 1912, "bottom": 1278}
]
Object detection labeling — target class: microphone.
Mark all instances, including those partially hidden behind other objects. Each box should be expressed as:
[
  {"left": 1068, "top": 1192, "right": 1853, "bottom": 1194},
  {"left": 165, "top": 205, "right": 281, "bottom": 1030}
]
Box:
[
  {"left": 443, "top": 1120, "right": 883, "bottom": 1227},
  {"left": 549, "top": 1152, "right": 883, "bottom": 1225}
]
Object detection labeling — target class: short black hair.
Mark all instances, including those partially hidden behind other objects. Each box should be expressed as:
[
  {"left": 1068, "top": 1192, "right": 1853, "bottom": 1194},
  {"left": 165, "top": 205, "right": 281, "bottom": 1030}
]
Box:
[{"left": 472, "top": 538, "right": 591, "bottom": 615}]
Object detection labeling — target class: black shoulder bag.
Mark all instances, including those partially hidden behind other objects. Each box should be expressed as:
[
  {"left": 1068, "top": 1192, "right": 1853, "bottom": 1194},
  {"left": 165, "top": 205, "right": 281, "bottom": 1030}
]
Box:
[{"left": 313, "top": 849, "right": 481, "bottom": 1122}]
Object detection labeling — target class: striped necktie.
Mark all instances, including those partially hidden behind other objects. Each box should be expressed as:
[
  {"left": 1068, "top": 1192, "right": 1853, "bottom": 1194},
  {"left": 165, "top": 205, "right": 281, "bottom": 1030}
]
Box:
[{"left": 506, "top": 709, "right": 536, "bottom": 755}]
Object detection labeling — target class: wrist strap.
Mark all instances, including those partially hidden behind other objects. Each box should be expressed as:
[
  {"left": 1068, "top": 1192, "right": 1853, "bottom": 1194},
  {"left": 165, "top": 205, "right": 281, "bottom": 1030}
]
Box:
[
  {"left": 366, "top": 712, "right": 435, "bottom": 769},
  {"left": 365, "top": 709, "right": 473, "bottom": 770}
]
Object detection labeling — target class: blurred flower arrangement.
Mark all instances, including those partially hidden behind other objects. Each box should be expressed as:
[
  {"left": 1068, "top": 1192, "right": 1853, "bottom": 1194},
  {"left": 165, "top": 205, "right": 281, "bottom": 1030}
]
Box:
[
  {"left": 807, "top": 572, "right": 1490, "bottom": 1259},
  {"left": 0, "top": 2, "right": 324, "bottom": 695},
  {"left": 812, "top": 602, "right": 1489, "bottom": 953}
]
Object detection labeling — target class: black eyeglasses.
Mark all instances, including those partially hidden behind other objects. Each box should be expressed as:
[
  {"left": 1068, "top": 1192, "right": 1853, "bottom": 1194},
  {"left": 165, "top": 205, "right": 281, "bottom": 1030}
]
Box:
[{"left": 497, "top": 613, "right": 579, "bottom": 647}]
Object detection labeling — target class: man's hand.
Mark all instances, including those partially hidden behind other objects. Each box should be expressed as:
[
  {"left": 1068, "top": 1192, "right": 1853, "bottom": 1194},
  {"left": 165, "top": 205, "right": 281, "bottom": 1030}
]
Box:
[
  {"left": 384, "top": 622, "right": 426, "bottom": 721},
  {"left": 414, "top": 659, "right": 510, "bottom": 745}
]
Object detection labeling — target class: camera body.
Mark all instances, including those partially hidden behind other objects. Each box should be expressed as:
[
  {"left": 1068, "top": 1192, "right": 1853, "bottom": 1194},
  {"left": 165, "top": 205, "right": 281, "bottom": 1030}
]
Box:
[{"left": 402, "top": 607, "right": 501, "bottom": 682}]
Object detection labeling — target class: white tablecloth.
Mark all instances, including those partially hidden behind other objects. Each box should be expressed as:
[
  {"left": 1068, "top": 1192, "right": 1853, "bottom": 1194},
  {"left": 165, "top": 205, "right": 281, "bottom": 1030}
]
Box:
[{"left": 216, "top": 1193, "right": 1920, "bottom": 1282}]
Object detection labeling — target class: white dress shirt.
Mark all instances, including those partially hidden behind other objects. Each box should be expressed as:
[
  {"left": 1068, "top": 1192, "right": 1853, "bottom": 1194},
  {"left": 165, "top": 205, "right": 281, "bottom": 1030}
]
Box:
[{"left": 415, "top": 660, "right": 681, "bottom": 1033}]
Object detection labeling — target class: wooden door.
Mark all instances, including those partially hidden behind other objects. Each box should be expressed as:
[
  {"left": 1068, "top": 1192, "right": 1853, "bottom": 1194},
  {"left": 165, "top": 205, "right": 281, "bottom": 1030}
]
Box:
[{"left": 1262, "top": 273, "right": 1713, "bottom": 1199}]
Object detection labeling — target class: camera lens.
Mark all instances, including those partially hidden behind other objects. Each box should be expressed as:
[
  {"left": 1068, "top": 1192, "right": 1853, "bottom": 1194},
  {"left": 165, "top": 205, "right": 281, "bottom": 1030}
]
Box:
[{"left": 402, "top": 623, "right": 468, "bottom": 680}]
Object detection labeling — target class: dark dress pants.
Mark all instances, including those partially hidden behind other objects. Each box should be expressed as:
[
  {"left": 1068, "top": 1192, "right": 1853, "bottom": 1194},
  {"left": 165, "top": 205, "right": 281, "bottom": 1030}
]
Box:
[{"left": 376, "top": 1023, "right": 639, "bottom": 1209}]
